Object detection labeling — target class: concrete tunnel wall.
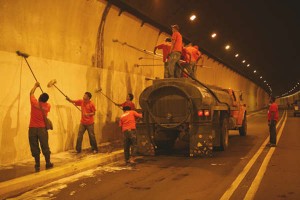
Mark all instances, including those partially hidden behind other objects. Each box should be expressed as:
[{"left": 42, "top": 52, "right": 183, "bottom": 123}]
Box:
[{"left": 0, "top": 0, "right": 269, "bottom": 165}]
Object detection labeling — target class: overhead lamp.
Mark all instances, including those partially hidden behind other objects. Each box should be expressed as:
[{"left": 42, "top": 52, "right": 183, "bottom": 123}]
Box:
[
  {"left": 225, "top": 45, "right": 230, "bottom": 50},
  {"left": 211, "top": 33, "right": 217, "bottom": 38},
  {"left": 247, "top": 64, "right": 250, "bottom": 67},
  {"left": 260, "top": 76, "right": 263, "bottom": 79},
  {"left": 253, "top": 70, "right": 257, "bottom": 73},
  {"left": 235, "top": 54, "right": 239, "bottom": 57},
  {"left": 242, "top": 60, "right": 246, "bottom": 63},
  {"left": 190, "top": 14, "right": 196, "bottom": 21},
  {"left": 264, "top": 80, "right": 266, "bottom": 83}
]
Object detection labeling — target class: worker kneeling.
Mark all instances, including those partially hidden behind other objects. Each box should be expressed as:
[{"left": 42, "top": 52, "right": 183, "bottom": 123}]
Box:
[{"left": 119, "top": 106, "right": 143, "bottom": 165}]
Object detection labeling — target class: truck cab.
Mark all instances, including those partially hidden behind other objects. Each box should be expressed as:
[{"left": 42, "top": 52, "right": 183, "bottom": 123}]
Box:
[{"left": 227, "top": 89, "right": 247, "bottom": 135}]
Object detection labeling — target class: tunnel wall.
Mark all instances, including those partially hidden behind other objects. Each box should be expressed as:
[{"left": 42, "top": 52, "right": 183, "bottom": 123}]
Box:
[
  {"left": 279, "top": 91, "right": 300, "bottom": 106},
  {"left": 0, "top": 0, "right": 269, "bottom": 164}
]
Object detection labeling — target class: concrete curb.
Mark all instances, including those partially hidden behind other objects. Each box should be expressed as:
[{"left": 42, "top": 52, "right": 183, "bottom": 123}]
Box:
[{"left": 0, "top": 150, "right": 124, "bottom": 199}]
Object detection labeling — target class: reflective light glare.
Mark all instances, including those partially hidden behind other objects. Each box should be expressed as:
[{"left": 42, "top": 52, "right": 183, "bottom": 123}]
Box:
[
  {"left": 247, "top": 64, "right": 250, "bottom": 67},
  {"left": 211, "top": 33, "right": 217, "bottom": 38},
  {"left": 242, "top": 60, "right": 246, "bottom": 63},
  {"left": 260, "top": 76, "right": 262, "bottom": 79},
  {"left": 235, "top": 54, "right": 239, "bottom": 57},
  {"left": 190, "top": 15, "right": 196, "bottom": 21},
  {"left": 253, "top": 70, "right": 257, "bottom": 73},
  {"left": 225, "top": 45, "right": 230, "bottom": 50},
  {"left": 264, "top": 80, "right": 266, "bottom": 82}
]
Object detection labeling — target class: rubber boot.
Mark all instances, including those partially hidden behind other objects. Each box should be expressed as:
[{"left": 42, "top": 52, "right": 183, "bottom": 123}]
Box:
[
  {"left": 34, "top": 156, "right": 40, "bottom": 172},
  {"left": 45, "top": 154, "right": 53, "bottom": 169}
]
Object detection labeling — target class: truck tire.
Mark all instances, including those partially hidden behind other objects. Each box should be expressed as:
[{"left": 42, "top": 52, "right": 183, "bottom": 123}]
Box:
[
  {"left": 239, "top": 114, "right": 247, "bottom": 136},
  {"left": 220, "top": 116, "right": 229, "bottom": 151}
]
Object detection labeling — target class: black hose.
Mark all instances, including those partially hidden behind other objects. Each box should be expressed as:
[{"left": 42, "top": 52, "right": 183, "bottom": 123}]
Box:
[
  {"left": 177, "top": 62, "right": 231, "bottom": 113},
  {"left": 145, "top": 110, "right": 157, "bottom": 150}
]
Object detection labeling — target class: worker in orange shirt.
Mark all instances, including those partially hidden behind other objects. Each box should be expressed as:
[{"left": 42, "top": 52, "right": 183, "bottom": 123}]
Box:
[
  {"left": 29, "top": 82, "right": 53, "bottom": 172},
  {"left": 267, "top": 96, "right": 279, "bottom": 147},
  {"left": 154, "top": 37, "right": 171, "bottom": 78},
  {"left": 192, "top": 45, "right": 202, "bottom": 75},
  {"left": 66, "top": 92, "right": 98, "bottom": 154},
  {"left": 185, "top": 43, "right": 201, "bottom": 77},
  {"left": 119, "top": 106, "right": 143, "bottom": 164},
  {"left": 181, "top": 44, "right": 194, "bottom": 78},
  {"left": 115, "top": 93, "right": 135, "bottom": 110},
  {"left": 167, "top": 24, "right": 183, "bottom": 78}
]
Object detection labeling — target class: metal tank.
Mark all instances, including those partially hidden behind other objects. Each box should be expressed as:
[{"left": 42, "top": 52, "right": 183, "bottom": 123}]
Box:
[{"left": 136, "top": 78, "right": 245, "bottom": 157}]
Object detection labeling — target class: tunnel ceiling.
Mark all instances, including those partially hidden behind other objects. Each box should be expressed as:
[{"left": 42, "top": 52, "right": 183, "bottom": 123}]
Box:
[{"left": 110, "top": 0, "right": 300, "bottom": 97}]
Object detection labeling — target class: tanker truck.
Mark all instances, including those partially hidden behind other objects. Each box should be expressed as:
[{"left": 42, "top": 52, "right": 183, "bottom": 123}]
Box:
[{"left": 135, "top": 78, "right": 247, "bottom": 157}]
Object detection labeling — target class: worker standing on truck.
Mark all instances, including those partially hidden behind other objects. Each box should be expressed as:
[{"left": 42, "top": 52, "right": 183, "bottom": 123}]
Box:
[
  {"left": 167, "top": 24, "right": 182, "bottom": 78},
  {"left": 154, "top": 37, "right": 172, "bottom": 78}
]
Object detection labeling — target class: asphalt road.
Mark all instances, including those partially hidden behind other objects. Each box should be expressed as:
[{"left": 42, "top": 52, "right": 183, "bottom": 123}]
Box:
[{"left": 10, "top": 110, "right": 300, "bottom": 200}]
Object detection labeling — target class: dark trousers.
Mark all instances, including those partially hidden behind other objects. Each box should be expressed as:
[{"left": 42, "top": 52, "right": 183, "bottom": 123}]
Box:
[
  {"left": 182, "top": 62, "right": 195, "bottom": 78},
  {"left": 123, "top": 130, "right": 137, "bottom": 161},
  {"left": 269, "top": 120, "right": 277, "bottom": 144},
  {"left": 76, "top": 123, "right": 98, "bottom": 152},
  {"left": 190, "top": 61, "right": 196, "bottom": 77},
  {"left": 167, "top": 51, "right": 181, "bottom": 78},
  {"left": 164, "top": 62, "right": 169, "bottom": 78},
  {"left": 28, "top": 127, "right": 51, "bottom": 157}
]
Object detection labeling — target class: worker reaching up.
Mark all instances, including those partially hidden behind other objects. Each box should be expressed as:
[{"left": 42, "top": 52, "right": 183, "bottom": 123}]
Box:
[
  {"left": 115, "top": 93, "right": 135, "bottom": 110},
  {"left": 154, "top": 37, "right": 171, "bottom": 78}
]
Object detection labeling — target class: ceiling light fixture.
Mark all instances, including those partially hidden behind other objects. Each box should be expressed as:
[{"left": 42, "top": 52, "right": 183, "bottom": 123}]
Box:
[
  {"left": 225, "top": 45, "right": 230, "bottom": 50},
  {"left": 190, "top": 15, "right": 196, "bottom": 21},
  {"left": 211, "top": 33, "right": 217, "bottom": 38},
  {"left": 235, "top": 54, "right": 239, "bottom": 57}
]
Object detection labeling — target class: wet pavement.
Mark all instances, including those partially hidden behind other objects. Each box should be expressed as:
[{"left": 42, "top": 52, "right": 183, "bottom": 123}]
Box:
[{"left": 0, "top": 144, "right": 124, "bottom": 199}]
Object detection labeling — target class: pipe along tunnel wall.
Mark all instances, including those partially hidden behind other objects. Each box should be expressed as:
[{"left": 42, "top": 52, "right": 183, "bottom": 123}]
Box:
[{"left": 0, "top": 0, "right": 269, "bottom": 164}]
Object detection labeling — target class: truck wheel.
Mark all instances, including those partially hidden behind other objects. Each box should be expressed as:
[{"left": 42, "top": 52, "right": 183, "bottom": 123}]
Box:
[
  {"left": 220, "top": 117, "right": 229, "bottom": 151},
  {"left": 239, "top": 114, "right": 247, "bottom": 136}
]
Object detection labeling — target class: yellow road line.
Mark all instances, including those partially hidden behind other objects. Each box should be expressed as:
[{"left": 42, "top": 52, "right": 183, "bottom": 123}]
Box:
[
  {"left": 220, "top": 111, "right": 286, "bottom": 200},
  {"left": 244, "top": 112, "right": 287, "bottom": 199}
]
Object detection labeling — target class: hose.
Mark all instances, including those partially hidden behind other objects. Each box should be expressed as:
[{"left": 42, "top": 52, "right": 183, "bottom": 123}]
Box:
[{"left": 177, "top": 62, "right": 231, "bottom": 113}]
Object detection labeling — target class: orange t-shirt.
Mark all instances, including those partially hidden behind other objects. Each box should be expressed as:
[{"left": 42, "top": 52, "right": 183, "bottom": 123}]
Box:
[
  {"left": 119, "top": 111, "right": 142, "bottom": 132},
  {"left": 74, "top": 100, "right": 96, "bottom": 125},
  {"left": 155, "top": 43, "right": 171, "bottom": 62},
  {"left": 29, "top": 95, "right": 50, "bottom": 127},
  {"left": 186, "top": 46, "right": 201, "bottom": 62},
  {"left": 171, "top": 31, "right": 182, "bottom": 52},
  {"left": 268, "top": 103, "right": 279, "bottom": 121},
  {"left": 121, "top": 101, "right": 136, "bottom": 110}
]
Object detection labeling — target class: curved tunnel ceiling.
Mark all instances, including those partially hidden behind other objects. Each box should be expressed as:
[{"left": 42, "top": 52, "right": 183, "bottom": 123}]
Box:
[{"left": 109, "top": 0, "right": 300, "bottom": 97}]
